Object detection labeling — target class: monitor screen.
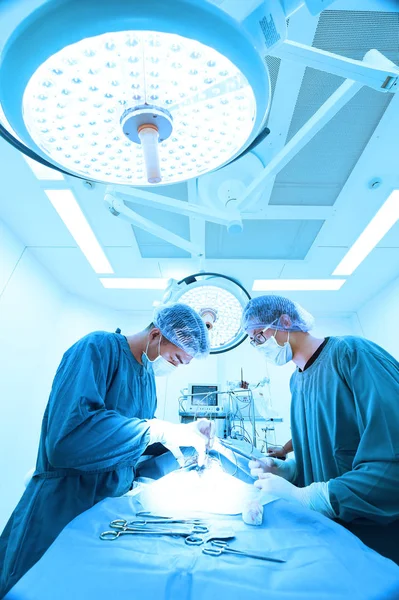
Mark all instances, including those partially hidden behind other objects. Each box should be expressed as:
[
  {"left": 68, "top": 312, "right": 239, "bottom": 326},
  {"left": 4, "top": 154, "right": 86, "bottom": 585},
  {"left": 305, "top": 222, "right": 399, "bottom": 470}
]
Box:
[{"left": 190, "top": 384, "right": 218, "bottom": 407}]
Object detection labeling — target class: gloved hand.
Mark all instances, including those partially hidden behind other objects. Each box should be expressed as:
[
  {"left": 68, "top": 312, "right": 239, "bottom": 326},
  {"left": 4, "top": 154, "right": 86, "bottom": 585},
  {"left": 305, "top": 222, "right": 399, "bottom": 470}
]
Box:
[
  {"left": 147, "top": 418, "right": 215, "bottom": 467},
  {"left": 267, "top": 446, "right": 287, "bottom": 459},
  {"left": 248, "top": 457, "right": 297, "bottom": 482},
  {"left": 254, "top": 473, "right": 336, "bottom": 518}
]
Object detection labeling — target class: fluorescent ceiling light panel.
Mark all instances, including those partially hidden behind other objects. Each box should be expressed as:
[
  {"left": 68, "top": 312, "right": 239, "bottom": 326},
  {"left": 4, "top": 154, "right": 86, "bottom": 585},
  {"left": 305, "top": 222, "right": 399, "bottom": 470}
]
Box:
[
  {"left": 24, "top": 155, "right": 64, "bottom": 180},
  {"left": 253, "top": 279, "right": 346, "bottom": 291},
  {"left": 45, "top": 189, "right": 113, "bottom": 274},
  {"left": 333, "top": 190, "right": 399, "bottom": 276},
  {"left": 100, "top": 278, "right": 168, "bottom": 290}
]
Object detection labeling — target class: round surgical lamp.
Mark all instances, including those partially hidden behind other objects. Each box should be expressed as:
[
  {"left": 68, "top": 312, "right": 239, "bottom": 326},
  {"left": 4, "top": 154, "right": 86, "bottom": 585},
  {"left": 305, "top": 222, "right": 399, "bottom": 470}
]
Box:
[
  {"left": 0, "top": 0, "right": 284, "bottom": 186},
  {"left": 162, "top": 273, "right": 251, "bottom": 354}
]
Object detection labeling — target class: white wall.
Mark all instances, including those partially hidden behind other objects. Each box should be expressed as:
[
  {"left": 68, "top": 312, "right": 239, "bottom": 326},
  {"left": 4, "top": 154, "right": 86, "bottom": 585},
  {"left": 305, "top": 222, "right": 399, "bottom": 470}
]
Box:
[
  {"left": 0, "top": 226, "right": 155, "bottom": 532},
  {"left": 0, "top": 220, "right": 65, "bottom": 532},
  {"left": 357, "top": 275, "right": 399, "bottom": 361}
]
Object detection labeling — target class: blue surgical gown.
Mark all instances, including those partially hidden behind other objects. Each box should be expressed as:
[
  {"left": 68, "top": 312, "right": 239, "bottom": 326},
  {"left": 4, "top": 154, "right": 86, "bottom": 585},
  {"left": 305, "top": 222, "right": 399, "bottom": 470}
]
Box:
[
  {"left": 291, "top": 336, "right": 399, "bottom": 562},
  {"left": 0, "top": 331, "right": 156, "bottom": 597}
]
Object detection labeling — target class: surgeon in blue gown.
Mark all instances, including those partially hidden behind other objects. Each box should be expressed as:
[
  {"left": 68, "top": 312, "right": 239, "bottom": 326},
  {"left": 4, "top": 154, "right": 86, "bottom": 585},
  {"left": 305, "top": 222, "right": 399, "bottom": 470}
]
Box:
[
  {"left": 242, "top": 295, "right": 399, "bottom": 565},
  {"left": 0, "top": 303, "right": 213, "bottom": 597}
]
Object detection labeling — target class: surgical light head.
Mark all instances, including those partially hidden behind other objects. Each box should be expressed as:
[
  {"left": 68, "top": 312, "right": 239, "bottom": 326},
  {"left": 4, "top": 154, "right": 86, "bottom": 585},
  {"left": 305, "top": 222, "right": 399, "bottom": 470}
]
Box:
[
  {"left": 153, "top": 302, "right": 210, "bottom": 359},
  {"left": 242, "top": 295, "right": 315, "bottom": 333},
  {"left": 162, "top": 273, "right": 251, "bottom": 354}
]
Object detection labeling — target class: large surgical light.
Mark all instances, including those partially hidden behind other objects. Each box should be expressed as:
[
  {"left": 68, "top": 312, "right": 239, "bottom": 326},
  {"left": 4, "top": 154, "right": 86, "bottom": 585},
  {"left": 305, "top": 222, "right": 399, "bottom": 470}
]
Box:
[
  {"left": 163, "top": 273, "right": 251, "bottom": 354},
  {"left": 0, "top": 0, "right": 272, "bottom": 186},
  {"left": 2, "top": 0, "right": 395, "bottom": 190},
  {"left": 22, "top": 32, "right": 256, "bottom": 186}
]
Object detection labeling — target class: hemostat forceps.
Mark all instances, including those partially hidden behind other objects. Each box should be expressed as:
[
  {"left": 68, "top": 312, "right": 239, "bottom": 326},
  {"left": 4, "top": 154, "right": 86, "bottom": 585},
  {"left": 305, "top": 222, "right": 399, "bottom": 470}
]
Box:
[
  {"left": 202, "top": 540, "right": 286, "bottom": 563},
  {"left": 113, "top": 516, "right": 207, "bottom": 528},
  {"left": 100, "top": 523, "right": 209, "bottom": 541}
]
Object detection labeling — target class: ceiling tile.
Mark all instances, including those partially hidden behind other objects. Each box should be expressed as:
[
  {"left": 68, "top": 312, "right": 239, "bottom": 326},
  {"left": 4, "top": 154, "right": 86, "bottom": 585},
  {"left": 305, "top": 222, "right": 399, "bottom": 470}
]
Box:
[{"left": 205, "top": 220, "right": 324, "bottom": 259}]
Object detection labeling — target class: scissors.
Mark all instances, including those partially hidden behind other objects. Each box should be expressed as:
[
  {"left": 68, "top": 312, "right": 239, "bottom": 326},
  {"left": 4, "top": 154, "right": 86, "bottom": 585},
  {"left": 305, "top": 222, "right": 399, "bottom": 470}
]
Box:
[
  {"left": 184, "top": 530, "right": 235, "bottom": 546},
  {"left": 202, "top": 540, "right": 286, "bottom": 563},
  {"left": 100, "top": 524, "right": 209, "bottom": 541}
]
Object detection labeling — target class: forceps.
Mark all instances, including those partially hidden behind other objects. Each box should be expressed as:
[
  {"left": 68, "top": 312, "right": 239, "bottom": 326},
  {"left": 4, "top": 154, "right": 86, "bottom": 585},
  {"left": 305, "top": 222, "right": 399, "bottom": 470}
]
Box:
[
  {"left": 100, "top": 524, "right": 209, "bottom": 541},
  {"left": 184, "top": 531, "right": 236, "bottom": 546},
  {"left": 109, "top": 519, "right": 208, "bottom": 532},
  {"left": 202, "top": 540, "right": 286, "bottom": 563},
  {"left": 113, "top": 517, "right": 207, "bottom": 528}
]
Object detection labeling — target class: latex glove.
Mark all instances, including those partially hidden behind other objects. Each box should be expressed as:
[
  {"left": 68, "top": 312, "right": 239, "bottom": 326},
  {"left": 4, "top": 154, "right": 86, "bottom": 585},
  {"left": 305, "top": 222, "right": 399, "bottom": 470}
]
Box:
[
  {"left": 242, "top": 487, "right": 264, "bottom": 526},
  {"left": 147, "top": 419, "right": 215, "bottom": 467},
  {"left": 23, "top": 468, "right": 35, "bottom": 488},
  {"left": 249, "top": 457, "right": 297, "bottom": 482},
  {"left": 254, "top": 473, "right": 336, "bottom": 518},
  {"left": 267, "top": 446, "right": 287, "bottom": 459}
]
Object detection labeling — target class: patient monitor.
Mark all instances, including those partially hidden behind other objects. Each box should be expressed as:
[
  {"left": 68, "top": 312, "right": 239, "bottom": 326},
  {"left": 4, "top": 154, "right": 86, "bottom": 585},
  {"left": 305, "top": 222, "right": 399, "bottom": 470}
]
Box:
[{"left": 182, "top": 384, "right": 226, "bottom": 416}]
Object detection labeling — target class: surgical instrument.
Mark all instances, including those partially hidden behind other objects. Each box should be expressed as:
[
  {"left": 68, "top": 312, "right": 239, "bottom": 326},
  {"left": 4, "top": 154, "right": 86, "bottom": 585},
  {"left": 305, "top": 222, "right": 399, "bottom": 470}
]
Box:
[
  {"left": 100, "top": 523, "right": 210, "bottom": 541},
  {"left": 202, "top": 540, "right": 286, "bottom": 563},
  {"left": 218, "top": 439, "right": 258, "bottom": 462},
  {"left": 110, "top": 517, "right": 207, "bottom": 529},
  {"left": 184, "top": 529, "right": 236, "bottom": 546}
]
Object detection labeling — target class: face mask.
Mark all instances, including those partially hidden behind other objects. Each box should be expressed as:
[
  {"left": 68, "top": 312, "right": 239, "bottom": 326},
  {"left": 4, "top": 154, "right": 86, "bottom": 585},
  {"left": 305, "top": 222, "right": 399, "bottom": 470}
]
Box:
[
  {"left": 256, "top": 331, "right": 293, "bottom": 366},
  {"left": 143, "top": 336, "right": 178, "bottom": 378}
]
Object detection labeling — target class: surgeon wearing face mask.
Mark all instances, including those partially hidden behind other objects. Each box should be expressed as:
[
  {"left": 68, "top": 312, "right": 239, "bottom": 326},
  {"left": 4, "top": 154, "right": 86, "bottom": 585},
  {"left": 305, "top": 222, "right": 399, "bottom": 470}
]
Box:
[
  {"left": 242, "top": 295, "right": 399, "bottom": 565},
  {"left": 0, "top": 303, "right": 213, "bottom": 597}
]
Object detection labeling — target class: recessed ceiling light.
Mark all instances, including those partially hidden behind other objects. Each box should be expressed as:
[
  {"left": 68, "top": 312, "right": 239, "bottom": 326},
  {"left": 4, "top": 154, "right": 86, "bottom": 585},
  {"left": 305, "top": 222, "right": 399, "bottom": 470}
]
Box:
[
  {"left": 252, "top": 279, "right": 346, "bottom": 291},
  {"left": 333, "top": 190, "right": 399, "bottom": 276},
  {"left": 45, "top": 189, "right": 113, "bottom": 274},
  {"left": 100, "top": 278, "right": 168, "bottom": 289}
]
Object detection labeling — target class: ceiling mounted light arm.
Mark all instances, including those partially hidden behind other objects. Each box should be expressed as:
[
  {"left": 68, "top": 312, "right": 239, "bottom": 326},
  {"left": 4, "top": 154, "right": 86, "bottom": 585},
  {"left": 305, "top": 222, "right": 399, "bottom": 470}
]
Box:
[
  {"left": 105, "top": 186, "right": 243, "bottom": 232},
  {"left": 238, "top": 78, "right": 362, "bottom": 210},
  {"left": 104, "top": 192, "right": 204, "bottom": 257},
  {"left": 269, "top": 43, "right": 399, "bottom": 93},
  {"left": 162, "top": 272, "right": 251, "bottom": 354}
]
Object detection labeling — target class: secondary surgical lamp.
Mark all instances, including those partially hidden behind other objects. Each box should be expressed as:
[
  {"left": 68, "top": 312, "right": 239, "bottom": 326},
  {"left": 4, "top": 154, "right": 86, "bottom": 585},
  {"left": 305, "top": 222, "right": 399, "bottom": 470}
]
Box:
[
  {"left": 162, "top": 273, "right": 251, "bottom": 354},
  {"left": 0, "top": 0, "right": 361, "bottom": 188}
]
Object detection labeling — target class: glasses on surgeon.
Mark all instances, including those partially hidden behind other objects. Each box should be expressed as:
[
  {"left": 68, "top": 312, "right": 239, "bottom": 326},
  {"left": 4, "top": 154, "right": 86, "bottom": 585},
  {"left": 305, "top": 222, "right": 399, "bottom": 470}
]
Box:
[
  {"left": 249, "top": 320, "right": 279, "bottom": 347},
  {"left": 250, "top": 329, "right": 269, "bottom": 347}
]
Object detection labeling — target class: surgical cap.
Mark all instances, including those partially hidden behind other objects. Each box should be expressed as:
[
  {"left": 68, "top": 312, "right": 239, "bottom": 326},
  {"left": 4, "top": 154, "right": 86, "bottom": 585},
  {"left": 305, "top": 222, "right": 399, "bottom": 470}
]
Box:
[
  {"left": 241, "top": 295, "right": 315, "bottom": 333},
  {"left": 153, "top": 303, "right": 210, "bottom": 359}
]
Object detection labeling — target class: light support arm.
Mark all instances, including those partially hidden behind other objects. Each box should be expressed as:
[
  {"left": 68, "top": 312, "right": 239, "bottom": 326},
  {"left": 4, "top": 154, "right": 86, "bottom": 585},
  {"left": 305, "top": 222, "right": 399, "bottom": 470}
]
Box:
[
  {"left": 105, "top": 186, "right": 242, "bottom": 228},
  {"left": 104, "top": 193, "right": 204, "bottom": 257},
  {"left": 237, "top": 78, "right": 362, "bottom": 209},
  {"left": 270, "top": 43, "right": 399, "bottom": 93}
]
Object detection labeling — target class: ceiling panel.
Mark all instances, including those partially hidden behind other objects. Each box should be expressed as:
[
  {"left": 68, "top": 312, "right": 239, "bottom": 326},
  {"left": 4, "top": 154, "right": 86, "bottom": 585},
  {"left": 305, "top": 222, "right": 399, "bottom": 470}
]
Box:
[
  {"left": 264, "top": 55, "right": 281, "bottom": 127},
  {"left": 29, "top": 247, "right": 163, "bottom": 310},
  {"left": 205, "top": 220, "right": 324, "bottom": 259},
  {"left": 133, "top": 183, "right": 189, "bottom": 202},
  {"left": 125, "top": 202, "right": 191, "bottom": 259},
  {"left": 269, "top": 8, "right": 398, "bottom": 208},
  {"left": 270, "top": 182, "right": 341, "bottom": 207},
  {"left": 269, "top": 82, "right": 392, "bottom": 206},
  {"left": 314, "top": 10, "right": 399, "bottom": 62}
]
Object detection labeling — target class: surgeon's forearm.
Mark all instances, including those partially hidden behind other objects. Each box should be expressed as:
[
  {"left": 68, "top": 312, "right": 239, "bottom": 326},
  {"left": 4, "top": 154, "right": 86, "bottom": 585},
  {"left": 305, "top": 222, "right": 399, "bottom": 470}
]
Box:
[
  {"left": 47, "top": 409, "right": 151, "bottom": 471},
  {"left": 328, "top": 463, "right": 399, "bottom": 523},
  {"left": 283, "top": 439, "right": 293, "bottom": 454}
]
